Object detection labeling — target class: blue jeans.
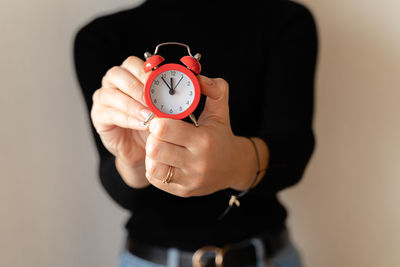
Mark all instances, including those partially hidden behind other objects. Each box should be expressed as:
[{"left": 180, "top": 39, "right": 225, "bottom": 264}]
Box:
[{"left": 119, "top": 236, "right": 303, "bottom": 267}]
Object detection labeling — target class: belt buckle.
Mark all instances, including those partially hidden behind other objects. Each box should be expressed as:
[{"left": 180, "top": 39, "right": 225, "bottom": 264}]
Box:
[{"left": 192, "top": 245, "right": 232, "bottom": 267}]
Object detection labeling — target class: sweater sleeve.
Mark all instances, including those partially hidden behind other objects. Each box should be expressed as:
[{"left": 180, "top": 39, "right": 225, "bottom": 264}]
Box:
[
  {"left": 73, "top": 18, "right": 149, "bottom": 211},
  {"left": 251, "top": 3, "right": 318, "bottom": 197}
]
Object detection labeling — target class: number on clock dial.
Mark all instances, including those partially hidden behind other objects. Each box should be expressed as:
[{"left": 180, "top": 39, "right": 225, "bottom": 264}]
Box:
[{"left": 150, "top": 70, "right": 195, "bottom": 115}]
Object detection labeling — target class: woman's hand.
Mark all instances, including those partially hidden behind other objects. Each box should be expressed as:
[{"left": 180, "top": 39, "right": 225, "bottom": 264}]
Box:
[
  {"left": 145, "top": 76, "right": 267, "bottom": 197},
  {"left": 90, "top": 56, "right": 152, "bottom": 187}
]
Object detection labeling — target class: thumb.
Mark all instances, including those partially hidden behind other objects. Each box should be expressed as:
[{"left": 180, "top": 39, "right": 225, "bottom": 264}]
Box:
[{"left": 198, "top": 75, "right": 230, "bottom": 123}]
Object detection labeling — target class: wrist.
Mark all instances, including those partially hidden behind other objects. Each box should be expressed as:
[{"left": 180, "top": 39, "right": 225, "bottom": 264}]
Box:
[
  {"left": 230, "top": 136, "right": 269, "bottom": 191},
  {"left": 218, "top": 136, "right": 269, "bottom": 220},
  {"left": 115, "top": 157, "right": 150, "bottom": 188},
  {"left": 230, "top": 136, "right": 259, "bottom": 191}
]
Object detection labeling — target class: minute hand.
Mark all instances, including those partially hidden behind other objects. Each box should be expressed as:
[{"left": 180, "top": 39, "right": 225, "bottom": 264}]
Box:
[{"left": 173, "top": 76, "right": 184, "bottom": 90}]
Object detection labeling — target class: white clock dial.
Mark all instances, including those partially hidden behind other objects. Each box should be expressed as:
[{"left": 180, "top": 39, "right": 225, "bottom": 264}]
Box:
[{"left": 150, "top": 70, "right": 195, "bottom": 115}]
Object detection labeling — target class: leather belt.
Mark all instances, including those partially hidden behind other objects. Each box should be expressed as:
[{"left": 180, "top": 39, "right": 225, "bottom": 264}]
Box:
[{"left": 126, "top": 228, "right": 288, "bottom": 267}]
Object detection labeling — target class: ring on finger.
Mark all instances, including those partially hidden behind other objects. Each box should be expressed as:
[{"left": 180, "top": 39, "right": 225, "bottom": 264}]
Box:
[{"left": 162, "top": 165, "right": 175, "bottom": 184}]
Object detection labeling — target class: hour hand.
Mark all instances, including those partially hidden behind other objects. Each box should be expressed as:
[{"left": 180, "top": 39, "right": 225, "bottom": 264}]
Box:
[
  {"left": 169, "top": 78, "right": 175, "bottom": 95},
  {"left": 161, "top": 77, "right": 172, "bottom": 90}
]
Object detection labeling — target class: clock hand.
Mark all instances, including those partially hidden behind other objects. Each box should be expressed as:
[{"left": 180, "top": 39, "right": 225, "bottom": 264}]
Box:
[
  {"left": 169, "top": 78, "right": 175, "bottom": 95},
  {"left": 161, "top": 76, "right": 172, "bottom": 90},
  {"left": 173, "top": 76, "right": 184, "bottom": 91}
]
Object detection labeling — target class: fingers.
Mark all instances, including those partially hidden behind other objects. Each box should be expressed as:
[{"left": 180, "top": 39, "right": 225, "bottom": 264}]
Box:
[
  {"left": 146, "top": 134, "right": 190, "bottom": 168},
  {"left": 145, "top": 157, "right": 192, "bottom": 197},
  {"left": 145, "top": 156, "right": 182, "bottom": 183},
  {"left": 102, "top": 66, "right": 147, "bottom": 106},
  {"left": 91, "top": 105, "right": 144, "bottom": 132},
  {"left": 94, "top": 56, "right": 153, "bottom": 132},
  {"left": 93, "top": 87, "right": 149, "bottom": 121},
  {"left": 198, "top": 75, "right": 229, "bottom": 101},
  {"left": 148, "top": 118, "right": 197, "bottom": 148},
  {"left": 198, "top": 75, "right": 230, "bottom": 123},
  {"left": 121, "top": 56, "right": 150, "bottom": 85},
  {"left": 102, "top": 56, "right": 150, "bottom": 107},
  {"left": 145, "top": 134, "right": 196, "bottom": 196}
]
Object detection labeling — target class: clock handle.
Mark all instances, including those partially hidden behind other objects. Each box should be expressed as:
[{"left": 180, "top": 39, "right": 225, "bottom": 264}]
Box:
[{"left": 189, "top": 114, "right": 199, "bottom": 127}]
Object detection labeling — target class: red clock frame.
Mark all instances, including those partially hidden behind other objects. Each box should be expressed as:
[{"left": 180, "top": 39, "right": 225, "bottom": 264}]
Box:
[{"left": 144, "top": 63, "right": 201, "bottom": 120}]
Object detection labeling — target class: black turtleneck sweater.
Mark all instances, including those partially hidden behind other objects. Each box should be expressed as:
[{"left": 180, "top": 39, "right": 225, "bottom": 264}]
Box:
[{"left": 73, "top": 0, "right": 317, "bottom": 250}]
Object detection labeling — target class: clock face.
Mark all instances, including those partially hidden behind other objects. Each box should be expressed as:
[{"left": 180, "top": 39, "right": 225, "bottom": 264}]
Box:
[
  {"left": 150, "top": 70, "right": 195, "bottom": 115},
  {"left": 144, "top": 63, "right": 200, "bottom": 120}
]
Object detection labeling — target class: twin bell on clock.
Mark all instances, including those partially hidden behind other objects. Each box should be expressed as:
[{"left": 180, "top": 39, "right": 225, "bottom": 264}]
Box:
[{"left": 142, "top": 42, "right": 202, "bottom": 127}]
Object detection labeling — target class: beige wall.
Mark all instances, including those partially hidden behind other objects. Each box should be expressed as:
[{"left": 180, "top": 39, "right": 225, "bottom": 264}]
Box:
[
  {"left": 281, "top": 1, "right": 400, "bottom": 266},
  {"left": 0, "top": 0, "right": 144, "bottom": 266},
  {"left": 0, "top": 0, "right": 399, "bottom": 266}
]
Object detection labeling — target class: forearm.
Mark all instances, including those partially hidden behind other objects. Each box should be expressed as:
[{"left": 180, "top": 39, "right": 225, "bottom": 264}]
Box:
[
  {"left": 230, "top": 136, "right": 269, "bottom": 191},
  {"left": 115, "top": 157, "right": 150, "bottom": 188}
]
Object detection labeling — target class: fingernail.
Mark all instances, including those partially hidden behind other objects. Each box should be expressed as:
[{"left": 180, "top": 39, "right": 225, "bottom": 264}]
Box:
[{"left": 140, "top": 108, "right": 151, "bottom": 119}]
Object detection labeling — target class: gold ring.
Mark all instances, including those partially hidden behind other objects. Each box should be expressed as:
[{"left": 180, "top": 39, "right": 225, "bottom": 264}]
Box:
[{"left": 162, "top": 166, "right": 175, "bottom": 184}]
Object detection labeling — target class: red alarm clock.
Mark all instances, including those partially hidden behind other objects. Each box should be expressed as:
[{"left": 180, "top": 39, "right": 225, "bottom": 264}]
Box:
[{"left": 142, "top": 42, "right": 202, "bottom": 127}]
